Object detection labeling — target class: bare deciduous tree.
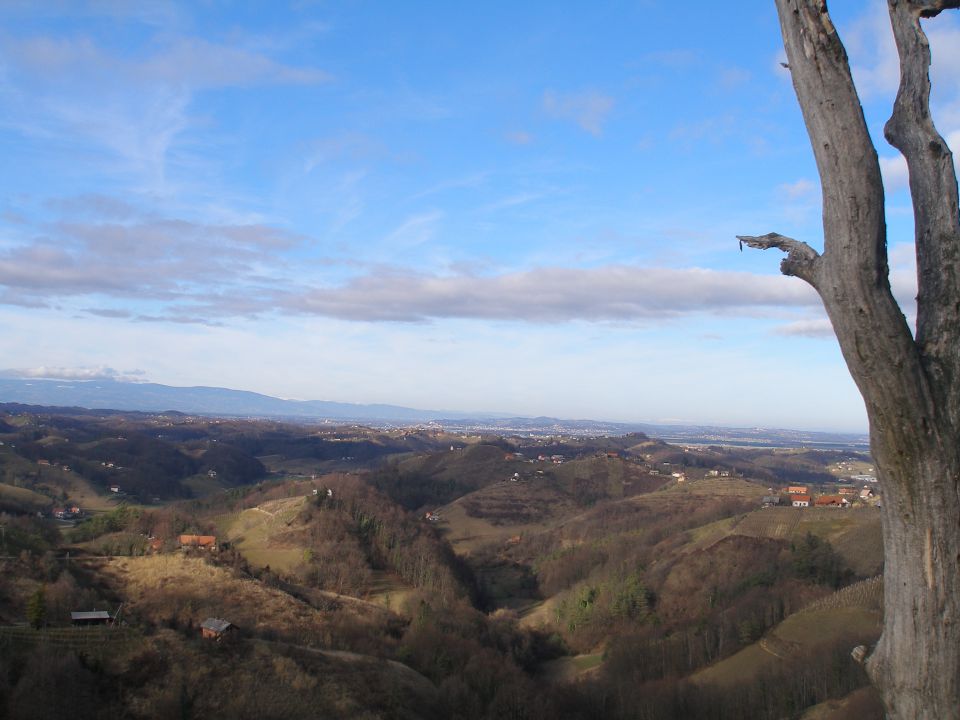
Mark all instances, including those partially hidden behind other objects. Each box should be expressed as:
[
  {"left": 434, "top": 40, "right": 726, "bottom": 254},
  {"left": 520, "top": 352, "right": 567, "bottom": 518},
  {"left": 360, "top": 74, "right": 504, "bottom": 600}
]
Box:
[{"left": 739, "top": 1, "right": 959, "bottom": 717}]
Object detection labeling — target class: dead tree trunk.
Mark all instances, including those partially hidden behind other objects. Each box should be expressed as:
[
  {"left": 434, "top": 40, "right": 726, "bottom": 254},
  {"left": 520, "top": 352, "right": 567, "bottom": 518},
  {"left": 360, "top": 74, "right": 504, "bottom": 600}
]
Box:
[{"left": 739, "top": 1, "right": 960, "bottom": 717}]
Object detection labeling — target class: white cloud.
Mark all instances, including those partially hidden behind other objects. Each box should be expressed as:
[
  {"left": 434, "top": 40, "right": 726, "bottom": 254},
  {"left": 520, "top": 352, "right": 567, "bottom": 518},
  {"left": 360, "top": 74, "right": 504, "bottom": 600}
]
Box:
[
  {"left": 283, "top": 265, "right": 819, "bottom": 323},
  {"left": 0, "top": 365, "right": 146, "bottom": 381},
  {"left": 774, "top": 318, "right": 834, "bottom": 338},
  {"left": 0, "top": 205, "right": 305, "bottom": 306},
  {"left": 543, "top": 89, "right": 614, "bottom": 137}
]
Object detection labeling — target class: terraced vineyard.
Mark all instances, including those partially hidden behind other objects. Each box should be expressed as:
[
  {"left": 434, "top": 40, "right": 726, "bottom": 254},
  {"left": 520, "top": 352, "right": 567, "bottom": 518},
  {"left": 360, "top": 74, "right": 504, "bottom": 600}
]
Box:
[
  {"left": 0, "top": 625, "right": 140, "bottom": 657},
  {"left": 731, "top": 506, "right": 803, "bottom": 538}
]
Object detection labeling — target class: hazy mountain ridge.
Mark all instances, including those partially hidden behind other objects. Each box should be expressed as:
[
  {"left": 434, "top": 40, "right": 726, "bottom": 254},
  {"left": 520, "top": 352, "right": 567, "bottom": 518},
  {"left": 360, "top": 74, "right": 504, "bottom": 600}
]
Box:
[
  {"left": 0, "top": 377, "right": 868, "bottom": 449},
  {"left": 0, "top": 377, "right": 496, "bottom": 423}
]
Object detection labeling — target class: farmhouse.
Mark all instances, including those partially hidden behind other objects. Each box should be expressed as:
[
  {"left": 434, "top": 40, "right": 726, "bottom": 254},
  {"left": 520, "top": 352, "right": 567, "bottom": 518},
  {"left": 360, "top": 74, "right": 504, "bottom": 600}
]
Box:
[
  {"left": 791, "top": 494, "right": 811, "bottom": 508},
  {"left": 200, "top": 617, "right": 234, "bottom": 640},
  {"left": 71, "top": 610, "right": 113, "bottom": 626},
  {"left": 814, "top": 495, "right": 850, "bottom": 508},
  {"left": 786, "top": 486, "right": 808, "bottom": 495},
  {"left": 761, "top": 495, "right": 782, "bottom": 507},
  {"left": 178, "top": 534, "right": 217, "bottom": 550}
]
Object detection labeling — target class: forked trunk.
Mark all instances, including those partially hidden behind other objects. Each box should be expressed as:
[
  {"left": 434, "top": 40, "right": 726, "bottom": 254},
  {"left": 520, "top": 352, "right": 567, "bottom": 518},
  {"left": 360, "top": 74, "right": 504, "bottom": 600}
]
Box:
[{"left": 739, "top": 1, "right": 960, "bottom": 716}]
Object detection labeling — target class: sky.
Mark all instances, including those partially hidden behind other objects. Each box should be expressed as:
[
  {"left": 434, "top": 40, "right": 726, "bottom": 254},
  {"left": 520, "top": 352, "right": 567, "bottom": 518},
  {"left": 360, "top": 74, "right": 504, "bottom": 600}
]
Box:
[{"left": 1, "top": 1, "right": 958, "bottom": 433}]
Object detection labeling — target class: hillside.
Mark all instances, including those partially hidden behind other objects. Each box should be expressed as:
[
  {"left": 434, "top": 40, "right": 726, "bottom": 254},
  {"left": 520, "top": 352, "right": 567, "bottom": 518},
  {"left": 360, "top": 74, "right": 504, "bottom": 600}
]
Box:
[{"left": 0, "top": 407, "right": 888, "bottom": 719}]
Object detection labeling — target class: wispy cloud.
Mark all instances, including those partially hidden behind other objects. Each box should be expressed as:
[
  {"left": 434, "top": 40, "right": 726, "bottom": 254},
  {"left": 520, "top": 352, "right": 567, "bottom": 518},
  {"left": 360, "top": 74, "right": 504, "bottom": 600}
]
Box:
[
  {"left": 383, "top": 211, "right": 444, "bottom": 248},
  {"left": 777, "top": 178, "right": 817, "bottom": 199},
  {"left": 543, "top": 89, "right": 614, "bottom": 137},
  {"left": 0, "top": 33, "right": 331, "bottom": 191},
  {"left": 504, "top": 130, "right": 534, "bottom": 145}
]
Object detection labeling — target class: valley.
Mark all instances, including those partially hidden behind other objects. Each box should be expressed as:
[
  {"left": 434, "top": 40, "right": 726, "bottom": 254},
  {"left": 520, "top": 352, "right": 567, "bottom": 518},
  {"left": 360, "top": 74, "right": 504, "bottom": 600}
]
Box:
[{"left": 0, "top": 404, "right": 885, "bottom": 719}]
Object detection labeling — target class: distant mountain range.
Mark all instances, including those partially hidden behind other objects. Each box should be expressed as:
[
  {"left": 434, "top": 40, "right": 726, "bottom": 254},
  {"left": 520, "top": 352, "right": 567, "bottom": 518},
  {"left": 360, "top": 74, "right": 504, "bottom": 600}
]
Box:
[
  {"left": 0, "top": 377, "right": 492, "bottom": 423},
  {"left": 0, "top": 377, "right": 869, "bottom": 449}
]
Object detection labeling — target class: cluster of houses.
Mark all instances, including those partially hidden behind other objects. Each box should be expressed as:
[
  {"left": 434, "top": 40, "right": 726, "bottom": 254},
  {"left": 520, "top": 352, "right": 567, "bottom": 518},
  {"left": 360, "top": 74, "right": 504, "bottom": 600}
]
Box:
[
  {"left": 761, "top": 484, "right": 877, "bottom": 509},
  {"left": 178, "top": 534, "right": 218, "bottom": 550},
  {"left": 52, "top": 505, "right": 83, "bottom": 520}
]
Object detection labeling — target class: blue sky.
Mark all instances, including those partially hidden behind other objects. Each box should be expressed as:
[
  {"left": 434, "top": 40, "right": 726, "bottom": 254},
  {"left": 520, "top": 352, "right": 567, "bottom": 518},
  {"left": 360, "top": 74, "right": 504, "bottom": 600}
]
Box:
[{"left": 1, "top": 1, "right": 958, "bottom": 432}]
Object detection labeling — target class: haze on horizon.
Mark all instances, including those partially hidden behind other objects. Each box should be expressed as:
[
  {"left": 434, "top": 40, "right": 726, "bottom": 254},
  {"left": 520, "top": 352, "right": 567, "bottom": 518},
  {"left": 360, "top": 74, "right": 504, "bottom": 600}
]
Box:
[{"left": 1, "top": 2, "right": 958, "bottom": 435}]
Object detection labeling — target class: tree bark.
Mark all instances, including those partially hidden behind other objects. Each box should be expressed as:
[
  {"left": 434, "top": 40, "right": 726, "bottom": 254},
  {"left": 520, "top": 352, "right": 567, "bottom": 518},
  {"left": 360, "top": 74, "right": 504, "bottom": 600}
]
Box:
[{"left": 741, "top": 1, "right": 960, "bottom": 717}]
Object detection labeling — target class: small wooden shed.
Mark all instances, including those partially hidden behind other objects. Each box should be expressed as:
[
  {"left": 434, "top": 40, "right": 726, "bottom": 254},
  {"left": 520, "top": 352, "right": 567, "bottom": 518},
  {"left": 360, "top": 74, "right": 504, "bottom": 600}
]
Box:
[{"left": 200, "top": 617, "right": 234, "bottom": 640}]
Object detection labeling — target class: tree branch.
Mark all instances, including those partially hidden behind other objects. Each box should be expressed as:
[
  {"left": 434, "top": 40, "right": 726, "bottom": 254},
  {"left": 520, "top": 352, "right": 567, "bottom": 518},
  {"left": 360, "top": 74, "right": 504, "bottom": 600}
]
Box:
[
  {"left": 767, "top": 1, "right": 927, "bottom": 439},
  {"left": 737, "top": 233, "right": 820, "bottom": 286},
  {"left": 885, "top": 0, "right": 960, "bottom": 420},
  {"left": 906, "top": 0, "right": 960, "bottom": 18}
]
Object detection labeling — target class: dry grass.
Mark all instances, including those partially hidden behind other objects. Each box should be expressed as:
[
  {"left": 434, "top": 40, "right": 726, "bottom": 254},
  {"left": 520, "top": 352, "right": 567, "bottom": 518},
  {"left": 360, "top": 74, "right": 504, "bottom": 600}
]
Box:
[
  {"left": 436, "top": 482, "right": 571, "bottom": 555},
  {"left": 61, "top": 472, "right": 119, "bottom": 512},
  {"left": 692, "top": 605, "right": 881, "bottom": 687},
  {"left": 802, "top": 576, "right": 882, "bottom": 613},
  {"left": 799, "top": 686, "right": 884, "bottom": 720},
  {"left": 365, "top": 570, "right": 418, "bottom": 613},
  {"left": 181, "top": 473, "right": 227, "bottom": 497},
  {"left": 731, "top": 507, "right": 803, "bottom": 539},
  {"left": 538, "top": 653, "right": 603, "bottom": 684},
  {"left": 223, "top": 496, "right": 309, "bottom": 573},
  {"left": 0, "top": 482, "right": 51, "bottom": 511},
  {"left": 517, "top": 594, "right": 563, "bottom": 629},
  {"left": 100, "top": 555, "right": 346, "bottom": 645},
  {"left": 658, "top": 477, "right": 768, "bottom": 500}
]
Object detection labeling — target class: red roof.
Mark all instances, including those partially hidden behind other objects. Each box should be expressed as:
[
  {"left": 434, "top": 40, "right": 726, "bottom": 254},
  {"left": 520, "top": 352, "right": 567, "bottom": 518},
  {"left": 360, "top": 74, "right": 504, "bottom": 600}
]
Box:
[{"left": 179, "top": 534, "right": 216, "bottom": 548}]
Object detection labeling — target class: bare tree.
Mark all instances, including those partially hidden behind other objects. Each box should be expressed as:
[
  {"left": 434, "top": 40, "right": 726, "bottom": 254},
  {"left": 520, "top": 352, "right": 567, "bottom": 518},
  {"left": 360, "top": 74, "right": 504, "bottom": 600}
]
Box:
[{"left": 739, "top": 1, "right": 959, "bottom": 717}]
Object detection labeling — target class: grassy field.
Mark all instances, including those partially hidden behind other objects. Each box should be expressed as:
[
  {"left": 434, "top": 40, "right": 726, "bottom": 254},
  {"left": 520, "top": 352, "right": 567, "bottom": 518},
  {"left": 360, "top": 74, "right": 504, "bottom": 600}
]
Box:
[
  {"left": 101, "top": 555, "right": 352, "bottom": 639},
  {"left": 799, "top": 686, "right": 884, "bottom": 719},
  {"left": 0, "top": 624, "right": 140, "bottom": 658},
  {"left": 692, "top": 605, "right": 881, "bottom": 687},
  {"left": 538, "top": 652, "right": 604, "bottom": 683},
  {"left": 60, "top": 472, "right": 120, "bottom": 512},
  {"left": 0, "top": 482, "right": 51, "bottom": 512},
  {"left": 182, "top": 473, "right": 227, "bottom": 497},
  {"left": 223, "top": 496, "right": 309, "bottom": 573},
  {"left": 436, "top": 480, "right": 572, "bottom": 555},
  {"left": 517, "top": 594, "right": 562, "bottom": 629}
]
